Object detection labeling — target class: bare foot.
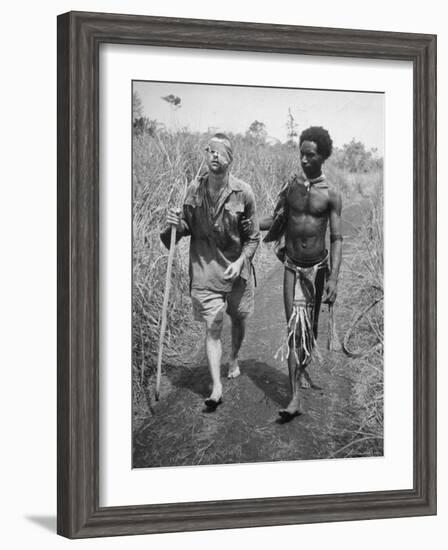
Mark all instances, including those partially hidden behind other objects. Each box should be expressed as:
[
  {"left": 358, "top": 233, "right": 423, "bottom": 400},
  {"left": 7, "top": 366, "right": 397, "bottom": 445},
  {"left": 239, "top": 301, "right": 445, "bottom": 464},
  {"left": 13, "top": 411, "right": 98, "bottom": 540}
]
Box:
[
  {"left": 204, "top": 385, "right": 223, "bottom": 410},
  {"left": 278, "top": 395, "right": 302, "bottom": 421},
  {"left": 227, "top": 359, "right": 241, "bottom": 379},
  {"left": 298, "top": 369, "right": 312, "bottom": 389}
]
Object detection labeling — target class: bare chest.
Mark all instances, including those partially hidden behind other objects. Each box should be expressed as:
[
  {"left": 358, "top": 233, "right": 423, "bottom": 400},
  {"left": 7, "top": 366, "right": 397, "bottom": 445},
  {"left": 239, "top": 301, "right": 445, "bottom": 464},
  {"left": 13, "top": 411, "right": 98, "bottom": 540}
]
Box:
[{"left": 288, "top": 184, "right": 330, "bottom": 217}]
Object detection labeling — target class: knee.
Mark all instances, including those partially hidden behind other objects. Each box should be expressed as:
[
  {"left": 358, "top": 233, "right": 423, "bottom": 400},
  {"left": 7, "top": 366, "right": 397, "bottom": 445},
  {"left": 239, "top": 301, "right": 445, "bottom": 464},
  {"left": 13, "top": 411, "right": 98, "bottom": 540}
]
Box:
[{"left": 206, "top": 324, "right": 222, "bottom": 340}]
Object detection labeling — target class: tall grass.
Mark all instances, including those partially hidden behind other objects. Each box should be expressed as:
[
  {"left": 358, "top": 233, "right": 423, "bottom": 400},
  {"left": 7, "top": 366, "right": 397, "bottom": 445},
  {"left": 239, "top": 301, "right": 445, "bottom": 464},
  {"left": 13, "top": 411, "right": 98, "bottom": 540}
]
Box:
[
  {"left": 334, "top": 186, "right": 384, "bottom": 457},
  {"left": 133, "top": 130, "right": 204, "bottom": 417},
  {"left": 132, "top": 131, "right": 296, "bottom": 386},
  {"left": 133, "top": 127, "right": 383, "bottom": 440}
]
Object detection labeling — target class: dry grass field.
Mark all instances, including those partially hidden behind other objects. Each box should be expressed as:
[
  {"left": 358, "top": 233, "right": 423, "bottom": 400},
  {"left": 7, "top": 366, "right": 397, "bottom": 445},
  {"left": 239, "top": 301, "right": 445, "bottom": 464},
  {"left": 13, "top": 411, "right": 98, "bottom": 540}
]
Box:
[{"left": 132, "top": 124, "right": 384, "bottom": 460}]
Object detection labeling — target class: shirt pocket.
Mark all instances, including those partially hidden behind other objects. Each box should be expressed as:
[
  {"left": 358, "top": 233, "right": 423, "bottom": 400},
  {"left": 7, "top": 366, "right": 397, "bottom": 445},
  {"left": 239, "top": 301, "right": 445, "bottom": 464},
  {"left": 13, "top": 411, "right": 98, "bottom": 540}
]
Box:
[
  {"left": 224, "top": 202, "right": 245, "bottom": 217},
  {"left": 223, "top": 201, "right": 245, "bottom": 241}
]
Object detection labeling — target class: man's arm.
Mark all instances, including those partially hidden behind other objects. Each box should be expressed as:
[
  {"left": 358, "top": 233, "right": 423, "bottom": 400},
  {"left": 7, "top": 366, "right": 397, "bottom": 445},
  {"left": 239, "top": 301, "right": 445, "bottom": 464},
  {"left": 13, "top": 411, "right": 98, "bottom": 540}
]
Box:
[
  {"left": 159, "top": 205, "right": 191, "bottom": 250},
  {"left": 242, "top": 214, "right": 272, "bottom": 233},
  {"left": 224, "top": 188, "right": 260, "bottom": 281},
  {"left": 243, "top": 177, "right": 294, "bottom": 236},
  {"left": 325, "top": 189, "right": 343, "bottom": 303},
  {"left": 261, "top": 180, "right": 291, "bottom": 242},
  {"left": 241, "top": 188, "right": 261, "bottom": 262},
  {"left": 259, "top": 215, "right": 274, "bottom": 231}
]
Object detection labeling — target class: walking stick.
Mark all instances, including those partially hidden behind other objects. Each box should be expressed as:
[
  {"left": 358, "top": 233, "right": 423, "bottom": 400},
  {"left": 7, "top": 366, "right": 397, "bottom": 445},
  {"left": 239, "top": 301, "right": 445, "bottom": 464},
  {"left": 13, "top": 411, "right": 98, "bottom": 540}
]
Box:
[
  {"left": 155, "top": 223, "right": 177, "bottom": 401},
  {"left": 155, "top": 159, "right": 205, "bottom": 401}
]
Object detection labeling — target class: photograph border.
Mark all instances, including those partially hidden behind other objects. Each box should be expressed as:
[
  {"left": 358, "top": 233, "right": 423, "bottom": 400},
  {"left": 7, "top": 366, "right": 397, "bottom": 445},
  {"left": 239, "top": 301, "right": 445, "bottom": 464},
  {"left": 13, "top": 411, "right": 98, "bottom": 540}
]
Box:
[{"left": 57, "top": 11, "right": 437, "bottom": 538}]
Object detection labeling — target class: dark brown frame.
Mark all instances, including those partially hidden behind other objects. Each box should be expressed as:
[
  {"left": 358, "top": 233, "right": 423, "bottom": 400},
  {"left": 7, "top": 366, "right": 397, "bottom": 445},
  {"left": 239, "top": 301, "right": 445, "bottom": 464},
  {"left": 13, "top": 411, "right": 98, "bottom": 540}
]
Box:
[{"left": 57, "top": 11, "right": 437, "bottom": 539}]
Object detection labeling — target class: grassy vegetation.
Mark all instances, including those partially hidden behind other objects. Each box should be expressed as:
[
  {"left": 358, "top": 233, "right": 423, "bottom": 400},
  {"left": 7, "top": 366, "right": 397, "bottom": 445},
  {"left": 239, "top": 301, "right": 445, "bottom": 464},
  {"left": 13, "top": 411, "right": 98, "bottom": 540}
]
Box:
[
  {"left": 334, "top": 189, "right": 384, "bottom": 457},
  {"left": 132, "top": 126, "right": 384, "bottom": 456}
]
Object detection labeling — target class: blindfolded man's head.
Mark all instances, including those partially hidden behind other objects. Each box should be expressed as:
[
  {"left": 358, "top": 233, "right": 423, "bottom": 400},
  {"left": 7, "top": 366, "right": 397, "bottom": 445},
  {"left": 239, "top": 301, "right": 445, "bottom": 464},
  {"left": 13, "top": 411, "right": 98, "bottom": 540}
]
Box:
[{"left": 205, "top": 134, "right": 233, "bottom": 172}]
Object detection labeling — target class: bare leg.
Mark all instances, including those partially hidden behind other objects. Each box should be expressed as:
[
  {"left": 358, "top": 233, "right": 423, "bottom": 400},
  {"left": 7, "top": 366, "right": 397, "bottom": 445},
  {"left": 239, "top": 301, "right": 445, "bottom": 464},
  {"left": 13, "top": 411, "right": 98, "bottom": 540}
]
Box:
[
  {"left": 279, "top": 269, "right": 302, "bottom": 419},
  {"left": 204, "top": 324, "right": 223, "bottom": 405},
  {"left": 228, "top": 316, "right": 246, "bottom": 378},
  {"left": 298, "top": 364, "right": 313, "bottom": 389},
  {"left": 278, "top": 347, "right": 302, "bottom": 420}
]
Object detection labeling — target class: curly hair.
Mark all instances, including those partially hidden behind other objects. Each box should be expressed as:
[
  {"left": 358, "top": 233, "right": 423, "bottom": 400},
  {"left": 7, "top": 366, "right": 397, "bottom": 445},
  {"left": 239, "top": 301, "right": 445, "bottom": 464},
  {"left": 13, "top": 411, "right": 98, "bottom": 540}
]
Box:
[{"left": 299, "top": 126, "right": 333, "bottom": 160}]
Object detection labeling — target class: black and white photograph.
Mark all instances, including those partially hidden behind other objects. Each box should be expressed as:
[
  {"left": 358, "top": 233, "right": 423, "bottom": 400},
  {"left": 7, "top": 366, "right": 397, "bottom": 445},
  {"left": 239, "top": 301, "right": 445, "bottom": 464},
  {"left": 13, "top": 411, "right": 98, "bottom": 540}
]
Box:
[
  {"left": 132, "top": 80, "right": 384, "bottom": 468},
  {"left": 1, "top": 0, "right": 442, "bottom": 545}
]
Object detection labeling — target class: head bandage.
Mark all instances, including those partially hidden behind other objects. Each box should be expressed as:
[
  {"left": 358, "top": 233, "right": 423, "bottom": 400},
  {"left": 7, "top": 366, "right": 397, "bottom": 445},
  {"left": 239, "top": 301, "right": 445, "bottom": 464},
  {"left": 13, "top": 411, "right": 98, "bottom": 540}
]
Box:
[{"left": 207, "top": 137, "right": 233, "bottom": 164}]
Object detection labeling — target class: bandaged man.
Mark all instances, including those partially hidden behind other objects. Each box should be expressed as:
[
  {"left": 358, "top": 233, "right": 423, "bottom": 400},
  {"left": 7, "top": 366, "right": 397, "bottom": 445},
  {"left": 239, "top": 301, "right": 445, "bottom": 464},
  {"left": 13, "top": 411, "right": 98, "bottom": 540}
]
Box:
[
  {"left": 258, "top": 126, "right": 342, "bottom": 420},
  {"left": 161, "top": 134, "right": 260, "bottom": 410}
]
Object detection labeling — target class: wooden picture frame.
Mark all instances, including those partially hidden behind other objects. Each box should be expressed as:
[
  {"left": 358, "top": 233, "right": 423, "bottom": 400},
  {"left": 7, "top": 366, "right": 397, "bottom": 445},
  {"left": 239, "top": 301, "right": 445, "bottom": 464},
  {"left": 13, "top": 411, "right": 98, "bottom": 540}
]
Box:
[{"left": 57, "top": 10, "right": 437, "bottom": 538}]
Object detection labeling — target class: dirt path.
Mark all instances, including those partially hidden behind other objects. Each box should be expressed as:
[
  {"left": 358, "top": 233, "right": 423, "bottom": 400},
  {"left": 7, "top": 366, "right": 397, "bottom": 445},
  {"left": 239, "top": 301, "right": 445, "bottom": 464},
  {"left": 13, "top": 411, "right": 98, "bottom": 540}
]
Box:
[{"left": 133, "top": 262, "right": 358, "bottom": 468}]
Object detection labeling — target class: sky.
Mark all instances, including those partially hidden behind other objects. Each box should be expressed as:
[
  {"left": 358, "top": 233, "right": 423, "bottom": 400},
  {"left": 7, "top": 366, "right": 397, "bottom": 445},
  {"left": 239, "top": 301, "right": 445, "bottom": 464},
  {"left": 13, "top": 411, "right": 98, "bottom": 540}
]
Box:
[{"left": 133, "top": 80, "right": 384, "bottom": 155}]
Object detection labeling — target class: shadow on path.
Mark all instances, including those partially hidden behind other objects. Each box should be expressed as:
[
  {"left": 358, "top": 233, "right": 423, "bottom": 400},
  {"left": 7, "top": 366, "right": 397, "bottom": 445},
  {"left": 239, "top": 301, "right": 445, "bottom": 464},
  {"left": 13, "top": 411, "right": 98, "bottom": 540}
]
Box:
[
  {"left": 165, "top": 362, "right": 211, "bottom": 399},
  {"left": 164, "top": 358, "right": 291, "bottom": 409},
  {"left": 134, "top": 263, "right": 369, "bottom": 468},
  {"left": 242, "top": 359, "right": 290, "bottom": 408}
]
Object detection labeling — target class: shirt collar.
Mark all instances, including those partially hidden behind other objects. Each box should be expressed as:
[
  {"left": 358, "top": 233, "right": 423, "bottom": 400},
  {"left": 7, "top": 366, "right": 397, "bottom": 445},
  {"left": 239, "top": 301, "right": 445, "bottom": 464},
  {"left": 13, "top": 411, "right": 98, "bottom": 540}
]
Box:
[{"left": 197, "top": 172, "right": 243, "bottom": 193}]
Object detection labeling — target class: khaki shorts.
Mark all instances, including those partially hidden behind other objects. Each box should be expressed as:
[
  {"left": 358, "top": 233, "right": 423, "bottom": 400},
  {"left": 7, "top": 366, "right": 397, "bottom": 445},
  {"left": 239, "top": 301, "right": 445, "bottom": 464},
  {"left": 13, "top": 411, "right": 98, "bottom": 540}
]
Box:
[{"left": 191, "top": 277, "right": 254, "bottom": 330}]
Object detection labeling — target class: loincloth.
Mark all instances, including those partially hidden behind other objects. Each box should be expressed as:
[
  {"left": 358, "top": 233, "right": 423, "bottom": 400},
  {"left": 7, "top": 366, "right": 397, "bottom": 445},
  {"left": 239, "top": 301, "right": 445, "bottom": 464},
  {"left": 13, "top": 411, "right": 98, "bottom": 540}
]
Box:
[{"left": 276, "top": 252, "right": 329, "bottom": 366}]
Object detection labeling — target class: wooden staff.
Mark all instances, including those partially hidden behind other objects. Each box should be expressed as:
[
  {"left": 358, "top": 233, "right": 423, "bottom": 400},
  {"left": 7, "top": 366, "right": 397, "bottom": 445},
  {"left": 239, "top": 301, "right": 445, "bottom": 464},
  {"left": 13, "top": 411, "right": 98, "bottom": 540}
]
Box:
[
  {"left": 155, "top": 160, "right": 205, "bottom": 401},
  {"left": 155, "top": 223, "right": 177, "bottom": 401}
]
